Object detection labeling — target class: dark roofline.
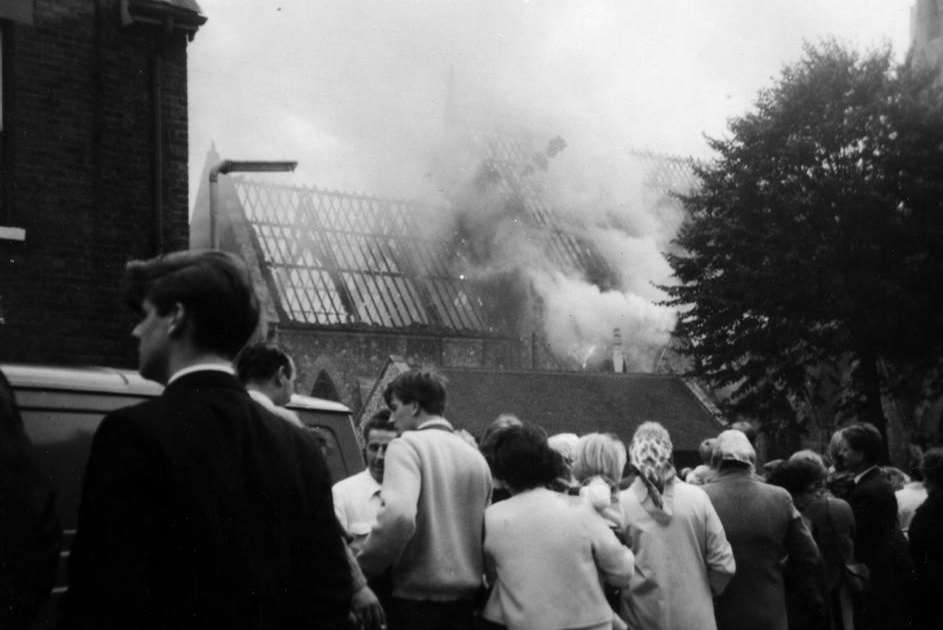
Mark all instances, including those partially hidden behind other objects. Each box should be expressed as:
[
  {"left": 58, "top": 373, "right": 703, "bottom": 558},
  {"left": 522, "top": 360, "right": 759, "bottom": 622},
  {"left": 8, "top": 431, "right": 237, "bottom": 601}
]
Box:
[
  {"left": 441, "top": 365, "right": 686, "bottom": 379},
  {"left": 122, "top": 0, "right": 207, "bottom": 33},
  {"left": 440, "top": 366, "right": 729, "bottom": 428},
  {"left": 276, "top": 321, "right": 518, "bottom": 341}
]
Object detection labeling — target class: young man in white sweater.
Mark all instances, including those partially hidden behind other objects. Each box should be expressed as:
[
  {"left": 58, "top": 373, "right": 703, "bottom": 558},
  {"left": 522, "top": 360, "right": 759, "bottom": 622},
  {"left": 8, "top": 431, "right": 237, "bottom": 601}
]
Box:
[{"left": 357, "top": 369, "right": 492, "bottom": 630}]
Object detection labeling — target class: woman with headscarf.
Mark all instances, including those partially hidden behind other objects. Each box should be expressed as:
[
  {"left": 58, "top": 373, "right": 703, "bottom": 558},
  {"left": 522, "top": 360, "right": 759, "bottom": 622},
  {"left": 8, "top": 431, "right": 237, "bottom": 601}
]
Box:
[
  {"left": 703, "top": 429, "right": 824, "bottom": 630},
  {"left": 618, "top": 422, "right": 736, "bottom": 630}
]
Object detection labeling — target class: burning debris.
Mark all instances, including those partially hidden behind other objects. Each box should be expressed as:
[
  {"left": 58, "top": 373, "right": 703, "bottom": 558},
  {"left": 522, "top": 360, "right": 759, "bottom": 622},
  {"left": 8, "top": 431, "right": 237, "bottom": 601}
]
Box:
[{"left": 435, "top": 129, "right": 679, "bottom": 372}]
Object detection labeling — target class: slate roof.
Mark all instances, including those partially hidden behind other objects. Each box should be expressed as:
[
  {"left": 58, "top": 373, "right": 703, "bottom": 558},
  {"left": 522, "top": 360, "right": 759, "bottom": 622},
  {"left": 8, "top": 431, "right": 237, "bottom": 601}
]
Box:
[
  {"left": 629, "top": 150, "right": 701, "bottom": 196},
  {"left": 224, "top": 131, "right": 614, "bottom": 334},
  {"left": 439, "top": 368, "right": 724, "bottom": 455},
  {"left": 234, "top": 180, "right": 496, "bottom": 334},
  {"left": 197, "top": 142, "right": 696, "bottom": 338}
]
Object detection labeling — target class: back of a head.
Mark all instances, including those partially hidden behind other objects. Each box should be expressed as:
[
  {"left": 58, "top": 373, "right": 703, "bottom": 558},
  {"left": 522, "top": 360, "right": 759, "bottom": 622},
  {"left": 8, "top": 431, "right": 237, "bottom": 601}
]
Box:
[
  {"left": 572, "top": 433, "right": 627, "bottom": 483},
  {"left": 491, "top": 423, "right": 562, "bottom": 493},
  {"left": 920, "top": 448, "right": 943, "bottom": 489},
  {"left": 698, "top": 438, "right": 716, "bottom": 465},
  {"left": 480, "top": 414, "right": 523, "bottom": 472},
  {"left": 480, "top": 413, "right": 522, "bottom": 446},
  {"left": 123, "top": 250, "right": 260, "bottom": 359},
  {"left": 789, "top": 449, "right": 825, "bottom": 469},
  {"left": 629, "top": 422, "right": 676, "bottom": 490},
  {"left": 383, "top": 368, "right": 447, "bottom": 416},
  {"left": 880, "top": 466, "right": 910, "bottom": 491},
  {"left": 842, "top": 423, "right": 884, "bottom": 465},
  {"left": 235, "top": 342, "right": 293, "bottom": 384},
  {"left": 713, "top": 429, "right": 756, "bottom": 470},
  {"left": 547, "top": 433, "right": 579, "bottom": 466},
  {"left": 768, "top": 457, "right": 826, "bottom": 497}
]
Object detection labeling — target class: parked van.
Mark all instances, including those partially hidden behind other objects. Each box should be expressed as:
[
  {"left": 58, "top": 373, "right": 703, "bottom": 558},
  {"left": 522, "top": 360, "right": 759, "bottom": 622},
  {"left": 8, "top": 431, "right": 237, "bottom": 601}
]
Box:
[{"left": 0, "top": 363, "right": 364, "bottom": 628}]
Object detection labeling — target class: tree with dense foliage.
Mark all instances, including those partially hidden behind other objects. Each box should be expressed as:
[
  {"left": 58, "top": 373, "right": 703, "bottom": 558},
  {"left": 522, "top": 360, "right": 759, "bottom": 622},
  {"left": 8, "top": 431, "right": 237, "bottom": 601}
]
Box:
[{"left": 664, "top": 41, "right": 943, "bottom": 452}]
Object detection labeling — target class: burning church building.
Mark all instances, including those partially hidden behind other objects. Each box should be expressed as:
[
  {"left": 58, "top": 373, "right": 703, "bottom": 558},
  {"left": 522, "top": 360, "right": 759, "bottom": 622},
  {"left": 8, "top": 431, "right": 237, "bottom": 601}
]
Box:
[{"left": 190, "top": 130, "right": 723, "bottom": 463}]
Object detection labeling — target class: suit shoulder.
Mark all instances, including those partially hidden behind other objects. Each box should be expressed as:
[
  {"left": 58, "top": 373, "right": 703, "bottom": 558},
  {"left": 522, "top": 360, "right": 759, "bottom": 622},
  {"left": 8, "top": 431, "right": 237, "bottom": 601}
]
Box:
[{"left": 97, "top": 397, "right": 168, "bottom": 434}]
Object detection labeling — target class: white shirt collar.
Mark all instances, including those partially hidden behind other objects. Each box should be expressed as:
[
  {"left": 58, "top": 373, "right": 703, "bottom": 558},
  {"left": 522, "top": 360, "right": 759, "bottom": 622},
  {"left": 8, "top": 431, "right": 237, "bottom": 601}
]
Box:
[
  {"left": 361, "top": 469, "right": 382, "bottom": 496},
  {"left": 247, "top": 388, "right": 274, "bottom": 406},
  {"left": 854, "top": 465, "right": 879, "bottom": 485},
  {"left": 167, "top": 363, "right": 235, "bottom": 385}
]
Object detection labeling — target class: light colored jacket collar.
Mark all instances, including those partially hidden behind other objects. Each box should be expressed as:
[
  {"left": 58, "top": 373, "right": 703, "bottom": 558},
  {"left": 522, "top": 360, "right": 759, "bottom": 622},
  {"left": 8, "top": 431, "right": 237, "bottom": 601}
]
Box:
[{"left": 167, "top": 363, "right": 235, "bottom": 385}]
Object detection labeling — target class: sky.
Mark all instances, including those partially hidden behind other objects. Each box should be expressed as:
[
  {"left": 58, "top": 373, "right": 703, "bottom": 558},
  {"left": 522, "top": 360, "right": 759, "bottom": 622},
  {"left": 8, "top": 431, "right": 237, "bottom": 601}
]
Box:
[
  {"left": 186, "top": 0, "right": 916, "bottom": 365},
  {"left": 188, "top": 0, "right": 913, "bottom": 206}
]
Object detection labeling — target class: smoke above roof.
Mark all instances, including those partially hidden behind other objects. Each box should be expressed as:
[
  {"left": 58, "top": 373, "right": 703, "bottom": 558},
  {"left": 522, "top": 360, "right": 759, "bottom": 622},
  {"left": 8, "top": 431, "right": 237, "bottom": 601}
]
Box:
[{"left": 189, "top": 0, "right": 910, "bottom": 369}]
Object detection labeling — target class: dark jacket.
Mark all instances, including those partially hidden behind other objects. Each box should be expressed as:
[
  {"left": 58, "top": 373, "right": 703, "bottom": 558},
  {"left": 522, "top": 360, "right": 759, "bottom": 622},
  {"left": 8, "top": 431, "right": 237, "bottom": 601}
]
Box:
[
  {"left": 704, "top": 468, "right": 823, "bottom": 630},
  {"left": 909, "top": 490, "right": 943, "bottom": 630},
  {"left": 61, "top": 370, "right": 352, "bottom": 630},
  {"left": 0, "top": 453, "right": 60, "bottom": 630},
  {"left": 846, "top": 466, "right": 913, "bottom": 630},
  {"left": 800, "top": 494, "right": 855, "bottom": 592}
]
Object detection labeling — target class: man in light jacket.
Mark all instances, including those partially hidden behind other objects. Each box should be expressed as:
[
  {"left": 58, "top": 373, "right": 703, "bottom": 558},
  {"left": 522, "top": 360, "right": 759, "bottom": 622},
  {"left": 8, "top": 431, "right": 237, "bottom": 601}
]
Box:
[{"left": 357, "top": 369, "right": 492, "bottom": 630}]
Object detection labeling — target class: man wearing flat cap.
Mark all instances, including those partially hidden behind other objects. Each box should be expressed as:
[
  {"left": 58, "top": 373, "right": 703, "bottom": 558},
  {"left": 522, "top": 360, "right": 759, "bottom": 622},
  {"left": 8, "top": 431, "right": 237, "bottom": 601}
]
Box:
[{"left": 703, "top": 429, "right": 823, "bottom": 630}]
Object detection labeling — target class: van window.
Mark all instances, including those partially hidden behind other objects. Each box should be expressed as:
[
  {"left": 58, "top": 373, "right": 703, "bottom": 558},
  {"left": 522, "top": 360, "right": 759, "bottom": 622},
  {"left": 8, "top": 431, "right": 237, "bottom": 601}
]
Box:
[
  {"left": 293, "top": 409, "right": 364, "bottom": 483},
  {"left": 22, "top": 409, "right": 101, "bottom": 532}
]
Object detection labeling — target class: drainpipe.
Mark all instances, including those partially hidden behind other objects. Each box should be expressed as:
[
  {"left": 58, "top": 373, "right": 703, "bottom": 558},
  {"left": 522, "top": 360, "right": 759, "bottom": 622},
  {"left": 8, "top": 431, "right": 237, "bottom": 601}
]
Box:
[
  {"left": 208, "top": 160, "right": 297, "bottom": 249},
  {"left": 208, "top": 159, "right": 233, "bottom": 250},
  {"left": 152, "top": 18, "right": 174, "bottom": 254},
  {"left": 152, "top": 47, "right": 163, "bottom": 253}
]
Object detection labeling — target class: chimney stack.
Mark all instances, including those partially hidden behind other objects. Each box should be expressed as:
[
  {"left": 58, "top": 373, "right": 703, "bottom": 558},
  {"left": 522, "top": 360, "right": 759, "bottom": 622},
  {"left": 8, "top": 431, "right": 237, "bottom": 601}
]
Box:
[{"left": 612, "top": 327, "right": 625, "bottom": 373}]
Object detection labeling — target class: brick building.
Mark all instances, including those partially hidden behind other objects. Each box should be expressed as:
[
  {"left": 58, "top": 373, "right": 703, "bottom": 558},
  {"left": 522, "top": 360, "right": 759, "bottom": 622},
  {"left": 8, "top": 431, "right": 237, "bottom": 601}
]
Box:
[
  {"left": 0, "top": 0, "right": 204, "bottom": 366},
  {"left": 192, "top": 136, "right": 713, "bottom": 432}
]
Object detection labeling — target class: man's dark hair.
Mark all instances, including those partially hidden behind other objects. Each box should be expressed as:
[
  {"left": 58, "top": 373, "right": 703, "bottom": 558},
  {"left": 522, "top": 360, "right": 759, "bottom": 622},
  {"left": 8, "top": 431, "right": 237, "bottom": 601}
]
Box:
[
  {"left": 362, "top": 409, "right": 396, "bottom": 442},
  {"left": 767, "top": 457, "right": 826, "bottom": 497},
  {"left": 123, "top": 250, "right": 260, "bottom": 359},
  {"left": 382, "top": 369, "right": 447, "bottom": 416},
  {"left": 235, "top": 343, "right": 293, "bottom": 383},
  {"left": 842, "top": 423, "right": 884, "bottom": 464},
  {"left": 490, "top": 423, "right": 564, "bottom": 492},
  {"left": 920, "top": 448, "right": 943, "bottom": 488}
]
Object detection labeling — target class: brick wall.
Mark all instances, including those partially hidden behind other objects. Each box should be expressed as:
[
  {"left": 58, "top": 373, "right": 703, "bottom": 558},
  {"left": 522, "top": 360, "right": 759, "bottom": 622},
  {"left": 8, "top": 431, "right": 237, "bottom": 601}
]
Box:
[
  {"left": 0, "top": 0, "right": 195, "bottom": 367},
  {"left": 276, "top": 326, "right": 569, "bottom": 416}
]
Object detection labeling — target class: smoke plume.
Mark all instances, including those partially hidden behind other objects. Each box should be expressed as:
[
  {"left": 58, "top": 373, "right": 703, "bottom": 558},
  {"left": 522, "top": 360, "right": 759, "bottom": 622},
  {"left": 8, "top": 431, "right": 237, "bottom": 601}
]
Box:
[{"left": 189, "top": 0, "right": 911, "bottom": 369}]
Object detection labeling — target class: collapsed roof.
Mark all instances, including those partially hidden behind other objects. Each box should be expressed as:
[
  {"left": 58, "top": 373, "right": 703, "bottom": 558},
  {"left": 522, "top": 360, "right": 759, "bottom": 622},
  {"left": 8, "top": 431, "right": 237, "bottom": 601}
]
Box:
[{"left": 191, "top": 140, "right": 697, "bottom": 340}]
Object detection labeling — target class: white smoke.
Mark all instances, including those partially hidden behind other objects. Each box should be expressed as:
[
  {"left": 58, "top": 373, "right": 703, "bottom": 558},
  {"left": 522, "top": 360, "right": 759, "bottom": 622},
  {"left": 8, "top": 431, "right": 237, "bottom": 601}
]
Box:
[
  {"left": 189, "top": 0, "right": 909, "bottom": 370},
  {"left": 530, "top": 269, "right": 676, "bottom": 370}
]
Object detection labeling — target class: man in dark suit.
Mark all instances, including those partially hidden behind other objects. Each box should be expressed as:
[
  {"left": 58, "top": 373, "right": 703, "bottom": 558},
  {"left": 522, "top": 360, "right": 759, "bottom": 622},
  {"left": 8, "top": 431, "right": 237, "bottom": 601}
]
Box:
[
  {"left": 61, "top": 250, "right": 353, "bottom": 630},
  {"left": 839, "top": 422, "right": 913, "bottom": 630}
]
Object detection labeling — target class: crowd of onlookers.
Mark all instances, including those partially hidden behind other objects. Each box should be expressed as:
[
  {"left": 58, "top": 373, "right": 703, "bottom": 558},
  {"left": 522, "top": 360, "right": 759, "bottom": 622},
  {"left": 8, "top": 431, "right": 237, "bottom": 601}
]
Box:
[
  {"left": 334, "top": 368, "right": 943, "bottom": 630},
  {"left": 2, "top": 249, "right": 942, "bottom": 630}
]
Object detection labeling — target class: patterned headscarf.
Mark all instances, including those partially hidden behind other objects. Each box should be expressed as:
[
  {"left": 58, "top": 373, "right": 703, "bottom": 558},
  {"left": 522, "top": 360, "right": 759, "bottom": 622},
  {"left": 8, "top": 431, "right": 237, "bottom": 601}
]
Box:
[{"left": 629, "top": 422, "right": 676, "bottom": 509}]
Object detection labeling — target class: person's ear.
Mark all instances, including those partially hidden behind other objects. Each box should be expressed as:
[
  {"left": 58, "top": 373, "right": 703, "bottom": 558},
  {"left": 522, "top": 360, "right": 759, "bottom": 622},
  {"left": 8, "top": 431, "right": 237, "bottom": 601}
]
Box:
[
  {"left": 411, "top": 402, "right": 420, "bottom": 417},
  {"left": 167, "top": 303, "right": 187, "bottom": 338},
  {"left": 274, "top": 365, "right": 286, "bottom": 386}
]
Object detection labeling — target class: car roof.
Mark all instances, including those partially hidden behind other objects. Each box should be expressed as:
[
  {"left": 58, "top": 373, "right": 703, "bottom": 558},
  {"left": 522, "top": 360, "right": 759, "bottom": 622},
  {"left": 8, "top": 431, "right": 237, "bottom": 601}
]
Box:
[
  {"left": 1, "top": 363, "right": 164, "bottom": 396},
  {"left": 1, "top": 363, "right": 351, "bottom": 414}
]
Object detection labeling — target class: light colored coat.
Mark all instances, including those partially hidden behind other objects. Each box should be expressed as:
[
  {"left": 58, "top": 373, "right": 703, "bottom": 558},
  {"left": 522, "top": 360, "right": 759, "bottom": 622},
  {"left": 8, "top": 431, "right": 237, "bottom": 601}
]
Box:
[
  {"left": 357, "top": 419, "right": 493, "bottom": 601},
  {"left": 483, "top": 487, "right": 634, "bottom": 630},
  {"left": 619, "top": 477, "right": 735, "bottom": 630}
]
